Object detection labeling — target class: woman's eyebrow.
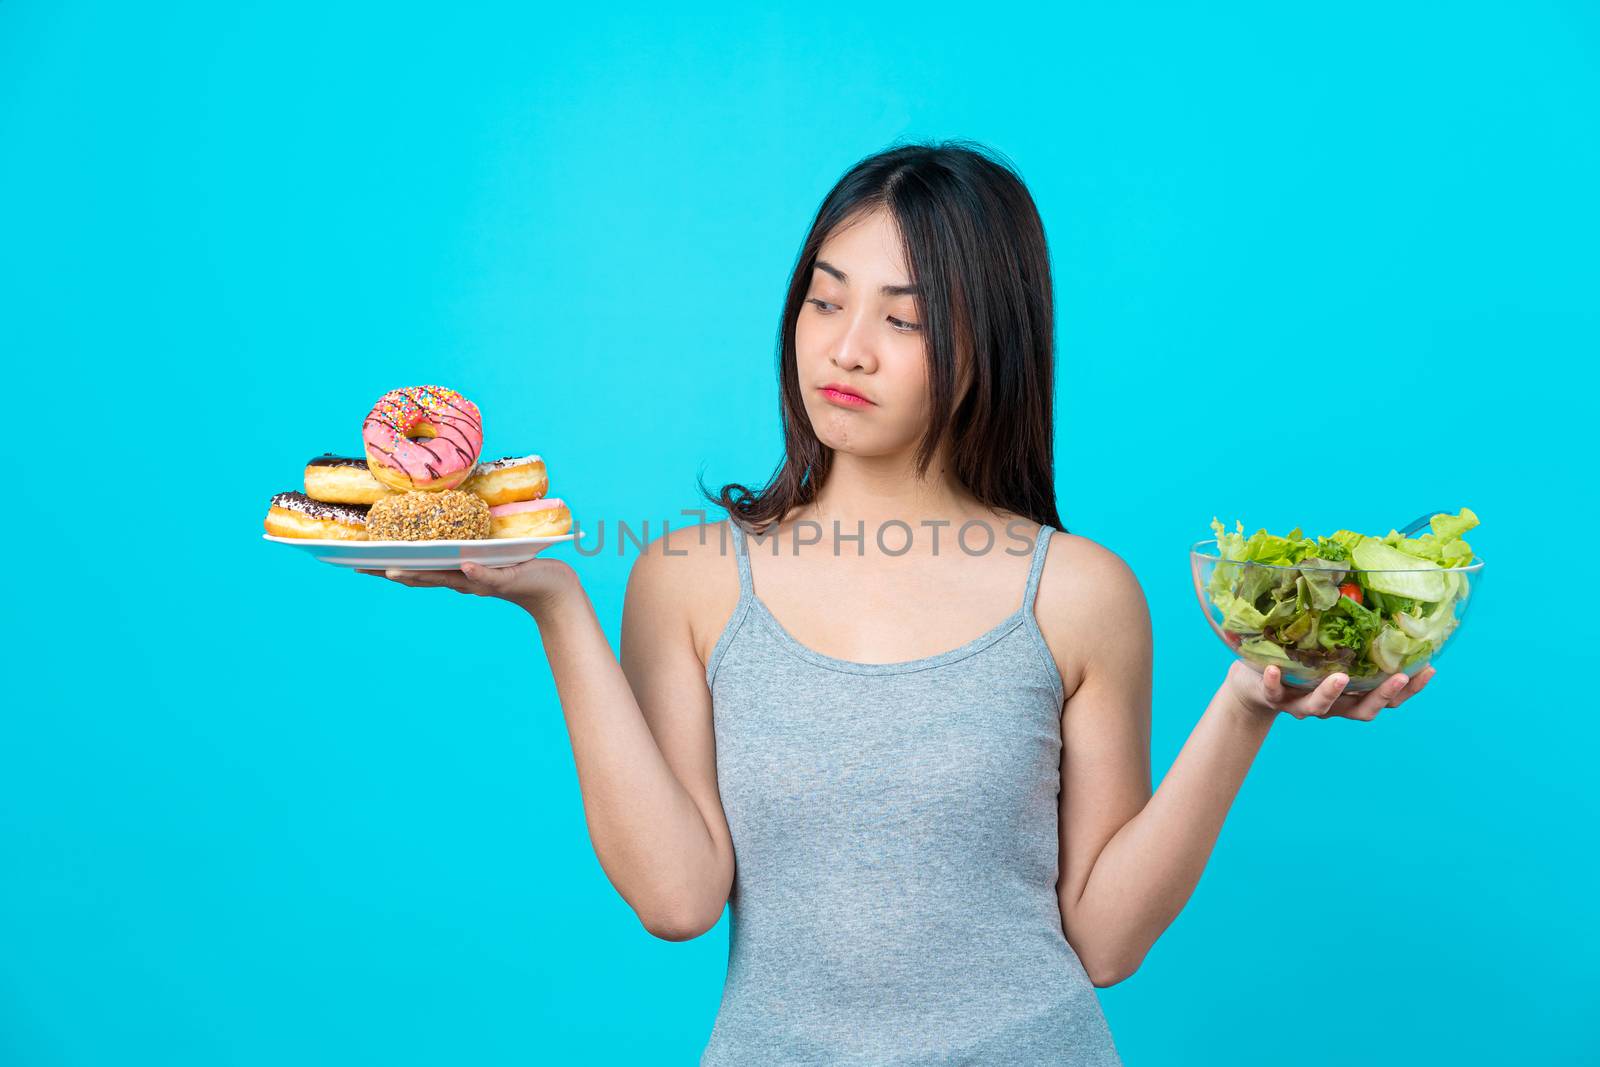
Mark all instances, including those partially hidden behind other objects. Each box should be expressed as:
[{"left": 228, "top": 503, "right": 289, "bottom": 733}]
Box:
[{"left": 815, "top": 259, "right": 920, "bottom": 297}]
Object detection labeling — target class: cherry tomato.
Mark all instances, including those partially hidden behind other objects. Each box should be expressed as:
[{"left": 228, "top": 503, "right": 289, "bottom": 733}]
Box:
[{"left": 1339, "top": 582, "right": 1363, "bottom": 604}]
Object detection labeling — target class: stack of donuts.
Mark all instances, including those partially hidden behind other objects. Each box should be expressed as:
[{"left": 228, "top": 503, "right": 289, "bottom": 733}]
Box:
[{"left": 263, "top": 384, "right": 573, "bottom": 541}]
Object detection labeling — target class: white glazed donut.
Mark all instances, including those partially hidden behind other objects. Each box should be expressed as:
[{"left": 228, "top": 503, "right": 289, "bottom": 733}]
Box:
[{"left": 464, "top": 454, "right": 549, "bottom": 507}]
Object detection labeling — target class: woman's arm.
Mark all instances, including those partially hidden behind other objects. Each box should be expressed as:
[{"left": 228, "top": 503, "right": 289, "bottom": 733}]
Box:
[
  {"left": 1058, "top": 632, "right": 1272, "bottom": 987},
  {"left": 1041, "top": 541, "right": 1433, "bottom": 988},
  {"left": 369, "top": 525, "right": 736, "bottom": 940},
  {"left": 533, "top": 538, "right": 736, "bottom": 940}
]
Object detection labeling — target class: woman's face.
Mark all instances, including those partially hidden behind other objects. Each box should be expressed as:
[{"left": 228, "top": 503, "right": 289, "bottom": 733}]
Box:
[{"left": 795, "top": 206, "right": 953, "bottom": 458}]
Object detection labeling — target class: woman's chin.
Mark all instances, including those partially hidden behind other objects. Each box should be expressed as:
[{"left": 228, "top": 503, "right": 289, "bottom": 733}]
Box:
[{"left": 810, "top": 421, "right": 862, "bottom": 452}]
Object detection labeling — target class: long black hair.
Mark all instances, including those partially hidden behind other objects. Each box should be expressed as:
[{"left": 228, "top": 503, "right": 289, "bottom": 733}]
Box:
[{"left": 699, "top": 138, "right": 1066, "bottom": 536}]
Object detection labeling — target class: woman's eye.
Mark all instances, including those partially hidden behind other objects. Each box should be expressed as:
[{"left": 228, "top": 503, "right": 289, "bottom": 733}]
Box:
[{"left": 806, "top": 298, "right": 919, "bottom": 332}]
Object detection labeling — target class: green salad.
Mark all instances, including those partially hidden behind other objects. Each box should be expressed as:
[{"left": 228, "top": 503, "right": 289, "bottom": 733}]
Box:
[{"left": 1206, "top": 508, "right": 1480, "bottom": 678}]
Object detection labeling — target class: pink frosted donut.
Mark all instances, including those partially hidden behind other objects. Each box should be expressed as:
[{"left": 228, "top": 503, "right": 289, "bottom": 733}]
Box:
[
  {"left": 488, "top": 497, "right": 572, "bottom": 539},
  {"left": 361, "top": 385, "right": 484, "bottom": 492}
]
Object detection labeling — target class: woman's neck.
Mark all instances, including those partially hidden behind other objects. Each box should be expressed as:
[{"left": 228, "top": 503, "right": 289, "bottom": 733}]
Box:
[{"left": 790, "top": 449, "right": 1005, "bottom": 543}]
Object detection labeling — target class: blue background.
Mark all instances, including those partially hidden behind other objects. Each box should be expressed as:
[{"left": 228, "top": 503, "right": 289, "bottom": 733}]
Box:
[{"left": 3, "top": 2, "right": 1594, "bottom": 1063}]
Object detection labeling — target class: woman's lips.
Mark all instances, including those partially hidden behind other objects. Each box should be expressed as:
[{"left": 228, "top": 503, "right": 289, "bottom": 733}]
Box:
[{"left": 820, "top": 386, "right": 873, "bottom": 408}]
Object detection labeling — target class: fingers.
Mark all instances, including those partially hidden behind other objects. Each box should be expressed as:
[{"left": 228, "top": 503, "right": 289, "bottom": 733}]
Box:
[
  {"left": 378, "top": 568, "right": 427, "bottom": 588},
  {"left": 1341, "top": 671, "right": 1409, "bottom": 721},
  {"left": 356, "top": 562, "right": 521, "bottom": 596},
  {"left": 401, "top": 568, "right": 474, "bottom": 591},
  {"left": 1308, "top": 672, "right": 1352, "bottom": 717},
  {"left": 1338, "top": 665, "right": 1440, "bottom": 720},
  {"left": 376, "top": 567, "right": 475, "bottom": 592},
  {"left": 1260, "top": 662, "right": 1440, "bottom": 723},
  {"left": 1386, "top": 664, "right": 1436, "bottom": 707},
  {"left": 459, "top": 561, "right": 512, "bottom": 589},
  {"left": 1262, "top": 665, "right": 1345, "bottom": 718},
  {"left": 1292, "top": 668, "right": 1353, "bottom": 719},
  {"left": 1262, "top": 664, "right": 1285, "bottom": 706},
  {"left": 1265, "top": 663, "right": 1439, "bottom": 723}
]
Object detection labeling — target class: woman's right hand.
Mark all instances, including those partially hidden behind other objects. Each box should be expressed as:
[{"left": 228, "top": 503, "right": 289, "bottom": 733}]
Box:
[{"left": 359, "top": 556, "right": 580, "bottom": 617}]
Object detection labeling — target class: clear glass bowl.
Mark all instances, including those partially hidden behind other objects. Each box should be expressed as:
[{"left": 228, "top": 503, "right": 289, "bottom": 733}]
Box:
[{"left": 1189, "top": 538, "right": 1485, "bottom": 692}]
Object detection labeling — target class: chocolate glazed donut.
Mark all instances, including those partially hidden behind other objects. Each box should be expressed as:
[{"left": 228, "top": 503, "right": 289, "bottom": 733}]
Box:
[
  {"left": 264, "top": 490, "right": 370, "bottom": 540},
  {"left": 303, "top": 454, "right": 398, "bottom": 505}
]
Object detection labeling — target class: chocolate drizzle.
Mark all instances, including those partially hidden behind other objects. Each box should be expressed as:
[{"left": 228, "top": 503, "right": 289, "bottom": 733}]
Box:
[
  {"left": 269, "top": 491, "right": 370, "bottom": 525},
  {"left": 475, "top": 454, "right": 542, "bottom": 474},
  {"left": 305, "top": 454, "right": 368, "bottom": 469}
]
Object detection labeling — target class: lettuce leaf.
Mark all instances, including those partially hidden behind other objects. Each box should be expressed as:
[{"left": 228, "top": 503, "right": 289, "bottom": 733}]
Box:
[
  {"left": 1352, "top": 539, "right": 1448, "bottom": 602},
  {"left": 1431, "top": 507, "right": 1480, "bottom": 542},
  {"left": 1297, "top": 560, "right": 1347, "bottom": 611},
  {"left": 1370, "top": 625, "right": 1434, "bottom": 673}
]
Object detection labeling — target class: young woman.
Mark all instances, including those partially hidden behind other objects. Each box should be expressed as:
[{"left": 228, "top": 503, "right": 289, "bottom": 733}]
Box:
[{"left": 371, "top": 140, "right": 1436, "bottom": 1064}]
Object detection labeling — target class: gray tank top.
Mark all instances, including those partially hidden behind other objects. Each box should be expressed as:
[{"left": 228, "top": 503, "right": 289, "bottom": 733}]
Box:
[{"left": 701, "top": 518, "right": 1123, "bottom": 1065}]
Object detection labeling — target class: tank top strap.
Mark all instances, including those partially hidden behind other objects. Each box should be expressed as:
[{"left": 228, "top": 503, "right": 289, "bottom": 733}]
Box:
[
  {"left": 728, "top": 519, "right": 753, "bottom": 597},
  {"left": 1021, "top": 523, "right": 1055, "bottom": 613},
  {"left": 705, "top": 518, "right": 757, "bottom": 689}
]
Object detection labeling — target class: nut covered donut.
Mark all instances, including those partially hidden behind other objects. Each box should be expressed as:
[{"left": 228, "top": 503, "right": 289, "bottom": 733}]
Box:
[
  {"left": 362, "top": 385, "right": 484, "bottom": 492},
  {"left": 367, "top": 490, "right": 491, "bottom": 541}
]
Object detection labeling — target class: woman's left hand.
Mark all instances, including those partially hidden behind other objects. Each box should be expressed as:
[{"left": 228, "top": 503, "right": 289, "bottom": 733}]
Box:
[{"left": 1224, "top": 659, "right": 1436, "bottom": 723}]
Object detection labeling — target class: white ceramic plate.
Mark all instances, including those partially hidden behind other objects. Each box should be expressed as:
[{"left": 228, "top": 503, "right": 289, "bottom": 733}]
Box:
[{"left": 264, "top": 531, "right": 580, "bottom": 570}]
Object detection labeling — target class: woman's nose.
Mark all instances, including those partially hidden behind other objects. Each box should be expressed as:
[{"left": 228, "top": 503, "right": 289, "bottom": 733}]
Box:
[{"left": 830, "top": 312, "right": 876, "bottom": 372}]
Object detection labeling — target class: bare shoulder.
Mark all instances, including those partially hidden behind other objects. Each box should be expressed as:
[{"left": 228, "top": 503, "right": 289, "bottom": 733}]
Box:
[
  {"left": 626, "top": 518, "right": 742, "bottom": 670},
  {"left": 1034, "top": 530, "right": 1153, "bottom": 701}
]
